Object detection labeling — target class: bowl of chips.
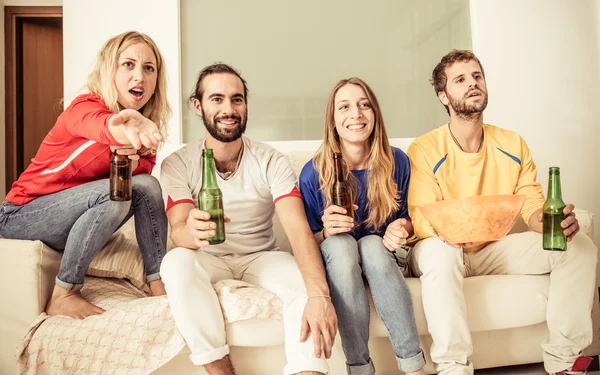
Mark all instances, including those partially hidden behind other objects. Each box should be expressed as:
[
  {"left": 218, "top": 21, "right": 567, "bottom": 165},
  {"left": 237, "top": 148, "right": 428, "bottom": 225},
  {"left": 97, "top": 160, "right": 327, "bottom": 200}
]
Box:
[{"left": 419, "top": 194, "right": 526, "bottom": 244}]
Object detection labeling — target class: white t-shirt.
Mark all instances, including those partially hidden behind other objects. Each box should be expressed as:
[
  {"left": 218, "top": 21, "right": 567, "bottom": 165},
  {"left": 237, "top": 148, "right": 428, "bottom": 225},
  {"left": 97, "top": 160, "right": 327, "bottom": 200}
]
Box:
[{"left": 160, "top": 137, "right": 301, "bottom": 255}]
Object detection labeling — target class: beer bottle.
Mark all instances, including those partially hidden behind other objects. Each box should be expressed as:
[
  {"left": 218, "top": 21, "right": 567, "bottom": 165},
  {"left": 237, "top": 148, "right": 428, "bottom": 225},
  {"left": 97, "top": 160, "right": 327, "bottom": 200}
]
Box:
[
  {"left": 543, "top": 167, "right": 567, "bottom": 251},
  {"left": 110, "top": 150, "right": 132, "bottom": 201},
  {"left": 198, "top": 148, "right": 226, "bottom": 245},
  {"left": 332, "top": 152, "right": 354, "bottom": 218}
]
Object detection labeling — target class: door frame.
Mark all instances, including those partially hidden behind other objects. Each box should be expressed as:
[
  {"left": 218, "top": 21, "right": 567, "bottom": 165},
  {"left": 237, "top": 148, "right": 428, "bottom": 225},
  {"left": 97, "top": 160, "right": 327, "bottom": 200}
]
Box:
[{"left": 4, "top": 6, "right": 62, "bottom": 193}]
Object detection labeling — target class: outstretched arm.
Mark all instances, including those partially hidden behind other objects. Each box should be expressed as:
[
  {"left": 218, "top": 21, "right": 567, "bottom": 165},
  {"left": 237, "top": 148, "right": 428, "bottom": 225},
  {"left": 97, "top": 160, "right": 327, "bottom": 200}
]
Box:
[
  {"left": 108, "top": 109, "right": 163, "bottom": 150},
  {"left": 275, "top": 196, "right": 337, "bottom": 359}
]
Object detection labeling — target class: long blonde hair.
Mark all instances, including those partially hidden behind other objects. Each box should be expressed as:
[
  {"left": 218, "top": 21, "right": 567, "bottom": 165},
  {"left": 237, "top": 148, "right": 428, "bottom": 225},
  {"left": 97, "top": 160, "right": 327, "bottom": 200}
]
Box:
[
  {"left": 313, "top": 78, "right": 399, "bottom": 231},
  {"left": 86, "top": 31, "right": 172, "bottom": 154}
]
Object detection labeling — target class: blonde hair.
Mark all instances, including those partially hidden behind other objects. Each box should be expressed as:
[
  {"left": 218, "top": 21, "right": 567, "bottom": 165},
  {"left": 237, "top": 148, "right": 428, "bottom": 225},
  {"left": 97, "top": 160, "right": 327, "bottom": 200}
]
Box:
[
  {"left": 86, "top": 31, "right": 172, "bottom": 154},
  {"left": 313, "top": 78, "right": 399, "bottom": 232}
]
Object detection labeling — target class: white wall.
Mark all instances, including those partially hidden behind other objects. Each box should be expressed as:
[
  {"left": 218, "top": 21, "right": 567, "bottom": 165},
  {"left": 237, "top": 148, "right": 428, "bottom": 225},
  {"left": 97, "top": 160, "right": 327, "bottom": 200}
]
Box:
[
  {"left": 470, "top": 0, "right": 600, "bottom": 245},
  {"left": 63, "top": 0, "right": 182, "bottom": 148}
]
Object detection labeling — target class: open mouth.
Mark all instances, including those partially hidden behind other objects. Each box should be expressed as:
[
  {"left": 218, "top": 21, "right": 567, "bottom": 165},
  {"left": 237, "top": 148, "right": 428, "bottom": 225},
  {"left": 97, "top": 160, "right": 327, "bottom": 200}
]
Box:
[
  {"left": 466, "top": 91, "right": 482, "bottom": 98},
  {"left": 129, "top": 87, "right": 144, "bottom": 100}
]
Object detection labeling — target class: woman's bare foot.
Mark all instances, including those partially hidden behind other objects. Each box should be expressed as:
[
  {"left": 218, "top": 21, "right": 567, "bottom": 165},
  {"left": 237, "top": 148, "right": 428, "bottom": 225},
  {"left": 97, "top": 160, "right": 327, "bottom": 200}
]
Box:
[
  {"left": 45, "top": 285, "right": 104, "bottom": 319},
  {"left": 149, "top": 279, "right": 166, "bottom": 296}
]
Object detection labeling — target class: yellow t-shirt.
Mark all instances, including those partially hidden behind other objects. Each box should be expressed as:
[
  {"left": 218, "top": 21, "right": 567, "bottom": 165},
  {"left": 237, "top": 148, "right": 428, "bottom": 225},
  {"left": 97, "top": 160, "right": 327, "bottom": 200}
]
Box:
[{"left": 407, "top": 123, "right": 544, "bottom": 251}]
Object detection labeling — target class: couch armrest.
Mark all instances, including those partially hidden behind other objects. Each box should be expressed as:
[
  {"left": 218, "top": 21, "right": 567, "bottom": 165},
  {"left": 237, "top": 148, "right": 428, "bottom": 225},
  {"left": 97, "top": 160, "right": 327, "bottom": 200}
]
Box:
[
  {"left": 0, "top": 239, "right": 61, "bottom": 373},
  {"left": 575, "top": 209, "right": 594, "bottom": 241}
]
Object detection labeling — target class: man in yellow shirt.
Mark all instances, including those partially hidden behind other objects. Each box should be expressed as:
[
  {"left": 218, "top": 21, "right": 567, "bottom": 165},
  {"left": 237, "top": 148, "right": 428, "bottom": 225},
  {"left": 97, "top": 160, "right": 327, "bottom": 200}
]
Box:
[{"left": 407, "top": 50, "right": 597, "bottom": 375}]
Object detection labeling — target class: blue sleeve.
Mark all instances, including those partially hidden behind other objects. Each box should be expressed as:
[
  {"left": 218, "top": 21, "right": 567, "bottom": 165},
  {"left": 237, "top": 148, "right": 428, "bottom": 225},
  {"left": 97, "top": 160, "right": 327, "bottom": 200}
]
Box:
[
  {"left": 297, "top": 160, "right": 325, "bottom": 234},
  {"left": 393, "top": 147, "right": 411, "bottom": 220}
]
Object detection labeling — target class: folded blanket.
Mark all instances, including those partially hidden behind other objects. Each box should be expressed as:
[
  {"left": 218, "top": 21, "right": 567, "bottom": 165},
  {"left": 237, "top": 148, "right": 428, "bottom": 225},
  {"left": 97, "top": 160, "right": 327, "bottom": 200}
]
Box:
[{"left": 17, "top": 277, "right": 283, "bottom": 374}]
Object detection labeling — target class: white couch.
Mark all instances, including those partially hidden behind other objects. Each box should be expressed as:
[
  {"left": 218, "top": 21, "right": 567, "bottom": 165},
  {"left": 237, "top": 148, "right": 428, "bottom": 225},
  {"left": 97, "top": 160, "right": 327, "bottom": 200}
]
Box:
[{"left": 1, "top": 138, "right": 598, "bottom": 375}]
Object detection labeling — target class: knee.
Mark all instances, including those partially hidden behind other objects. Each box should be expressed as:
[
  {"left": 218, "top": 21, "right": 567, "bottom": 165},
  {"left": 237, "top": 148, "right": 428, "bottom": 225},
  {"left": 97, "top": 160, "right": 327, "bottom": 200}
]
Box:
[
  {"left": 84, "top": 181, "right": 131, "bottom": 212},
  {"left": 320, "top": 234, "right": 361, "bottom": 276},
  {"left": 566, "top": 233, "right": 598, "bottom": 267},
  {"left": 133, "top": 174, "right": 165, "bottom": 206},
  {"left": 133, "top": 174, "right": 163, "bottom": 197},
  {"left": 160, "top": 247, "right": 207, "bottom": 285},
  {"left": 357, "top": 234, "right": 385, "bottom": 252},
  {"left": 358, "top": 235, "right": 395, "bottom": 273},
  {"left": 103, "top": 199, "right": 132, "bottom": 219},
  {"left": 414, "top": 237, "right": 462, "bottom": 275}
]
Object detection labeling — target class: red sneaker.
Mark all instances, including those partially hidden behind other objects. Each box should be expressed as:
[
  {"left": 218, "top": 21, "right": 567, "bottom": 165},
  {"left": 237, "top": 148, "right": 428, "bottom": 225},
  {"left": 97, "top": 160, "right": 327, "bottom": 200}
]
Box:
[{"left": 548, "top": 356, "right": 593, "bottom": 375}]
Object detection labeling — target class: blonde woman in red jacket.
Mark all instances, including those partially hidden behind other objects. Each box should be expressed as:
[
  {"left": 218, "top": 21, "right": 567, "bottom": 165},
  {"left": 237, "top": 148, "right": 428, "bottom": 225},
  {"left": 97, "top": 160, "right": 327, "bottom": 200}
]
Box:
[{"left": 0, "top": 31, "right": 172, "bottom": 319}]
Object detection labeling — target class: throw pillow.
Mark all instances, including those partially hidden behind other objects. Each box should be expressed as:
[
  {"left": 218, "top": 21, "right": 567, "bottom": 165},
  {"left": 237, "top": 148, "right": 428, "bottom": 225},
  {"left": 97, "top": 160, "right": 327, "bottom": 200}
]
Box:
[{"left": 87, "top": 218, "right": 148, "bottom": 292}]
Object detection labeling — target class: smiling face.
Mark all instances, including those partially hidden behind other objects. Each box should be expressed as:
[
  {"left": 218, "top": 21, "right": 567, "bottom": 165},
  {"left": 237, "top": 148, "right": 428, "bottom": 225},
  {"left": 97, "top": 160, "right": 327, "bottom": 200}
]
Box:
[
  {"left": 438, "top": 59, "right": 488, "bottom": 117},
  {"left": 194, "top": 72, "right": 248, "bottom": 143},
  {"left": 333, "top": 83, "right": 375, "bottom": 147},
  {"left": 114, "top": 42, "right": 157, "bottom": 110}
]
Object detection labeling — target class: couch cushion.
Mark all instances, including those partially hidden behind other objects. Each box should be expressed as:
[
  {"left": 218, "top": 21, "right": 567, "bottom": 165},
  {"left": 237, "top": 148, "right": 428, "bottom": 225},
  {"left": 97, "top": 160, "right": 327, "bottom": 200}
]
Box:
[
  {"left": 223, "top": 274, "right": 550, "bottom": 348},
  {"left": 0, "top": 239, "right": 61, "bottom": 374},
  {"left": 409, "top": 275, "right": 549, "bottom": 334}
]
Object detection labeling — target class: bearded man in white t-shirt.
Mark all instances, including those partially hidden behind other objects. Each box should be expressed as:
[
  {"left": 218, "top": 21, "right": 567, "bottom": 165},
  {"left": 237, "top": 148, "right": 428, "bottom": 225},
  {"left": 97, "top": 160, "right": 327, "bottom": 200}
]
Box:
[{"left": 160, "top": 63, "right": 337, "bottom": 375}]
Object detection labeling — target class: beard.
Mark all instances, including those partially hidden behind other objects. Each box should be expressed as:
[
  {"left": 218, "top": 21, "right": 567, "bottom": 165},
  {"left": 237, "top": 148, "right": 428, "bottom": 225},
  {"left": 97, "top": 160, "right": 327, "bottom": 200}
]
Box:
[
  {"left": 447, "top": 86, "right": 489, "bottom": 119},
  {"left": 201, "top": 108, "right": 247, "bottom": 143}
]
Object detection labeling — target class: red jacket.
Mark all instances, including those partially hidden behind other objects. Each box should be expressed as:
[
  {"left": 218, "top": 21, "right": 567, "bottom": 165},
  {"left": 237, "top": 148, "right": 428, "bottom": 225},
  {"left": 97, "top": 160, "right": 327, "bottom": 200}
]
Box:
[{"left": 6, "top": 93, "right": 155, "bottom": 205}]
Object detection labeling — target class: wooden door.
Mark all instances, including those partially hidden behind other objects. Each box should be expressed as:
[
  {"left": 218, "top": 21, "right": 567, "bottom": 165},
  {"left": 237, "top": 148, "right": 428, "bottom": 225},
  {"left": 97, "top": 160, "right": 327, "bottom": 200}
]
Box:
[{"left": 5, "top": 6, "right": 63, "bottom": 193}]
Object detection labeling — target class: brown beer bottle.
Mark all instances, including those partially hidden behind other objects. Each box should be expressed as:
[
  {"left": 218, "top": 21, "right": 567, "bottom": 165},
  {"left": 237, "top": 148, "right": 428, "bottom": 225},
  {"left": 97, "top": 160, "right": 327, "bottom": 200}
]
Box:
[
  {"left": 110, "top": 150, "right": 132, "bottom": 201},
  {"left": 332, "top": 152, "right": 354, "bottom": 217}
]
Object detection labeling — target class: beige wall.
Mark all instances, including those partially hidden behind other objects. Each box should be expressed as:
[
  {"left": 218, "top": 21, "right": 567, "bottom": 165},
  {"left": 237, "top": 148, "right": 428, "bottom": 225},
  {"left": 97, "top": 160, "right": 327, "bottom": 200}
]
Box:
[
  {"left": 180, "top": 0, "right": 472, "bottom": 143},
  {"left": 470, "top": 0, "right": 600, "bottom": 245},
  {"left": 4, "top": 0, "right": 60, "bottom": 4},
  {"left": 3, "top": 0, "right": 600, "bottom": 244}
]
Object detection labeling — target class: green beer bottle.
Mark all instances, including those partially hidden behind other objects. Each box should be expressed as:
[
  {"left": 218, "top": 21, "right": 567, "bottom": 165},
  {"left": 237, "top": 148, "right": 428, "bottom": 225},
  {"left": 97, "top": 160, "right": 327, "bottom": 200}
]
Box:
[
  {"left": 332, "top": 152, "right": 354, "bottom": 218},
  {"left": 198, "top": 148, "right": 226, "bottom": 245},
  {"left": 542, "top": 167, "right": 566, "bottom": 251}
]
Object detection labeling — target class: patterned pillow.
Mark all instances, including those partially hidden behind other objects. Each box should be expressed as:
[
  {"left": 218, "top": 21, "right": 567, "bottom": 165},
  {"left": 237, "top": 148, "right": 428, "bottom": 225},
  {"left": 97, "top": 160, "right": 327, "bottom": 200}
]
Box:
[
  {"left": 87, "top": 218, "right": 148, "bottom": 292},
  {"left": 215, "top": 279, "right": 283, "bottom": 323}
]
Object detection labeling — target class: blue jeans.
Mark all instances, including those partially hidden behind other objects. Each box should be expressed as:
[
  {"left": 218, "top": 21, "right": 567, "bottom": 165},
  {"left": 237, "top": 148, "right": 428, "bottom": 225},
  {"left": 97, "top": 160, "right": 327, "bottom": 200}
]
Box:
[
  {"left": 0, "top": 174, "right": 167, "bottom": 290},
  {"left": 320, "top": 234, "right": 425, "bottom": 374}
]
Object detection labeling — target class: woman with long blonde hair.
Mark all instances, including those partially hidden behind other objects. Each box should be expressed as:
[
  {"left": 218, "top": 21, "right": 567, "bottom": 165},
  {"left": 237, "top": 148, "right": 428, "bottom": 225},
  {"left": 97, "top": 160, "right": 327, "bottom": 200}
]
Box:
[
  {"left": 298, "top": 77, "right": 425, "bottom": 375},
  {"left": 0, "top": 31, "right": 171, "bottom": 319}
]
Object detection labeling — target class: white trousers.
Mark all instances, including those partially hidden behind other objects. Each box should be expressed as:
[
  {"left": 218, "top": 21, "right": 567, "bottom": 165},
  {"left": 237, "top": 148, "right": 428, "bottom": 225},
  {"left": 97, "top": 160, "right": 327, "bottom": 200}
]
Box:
[
  {"left": 410, "top": 232, "right": 598, "bottom": 375},
  {"left": 161, "top": 247, "right": 329, "bottom": 375}
]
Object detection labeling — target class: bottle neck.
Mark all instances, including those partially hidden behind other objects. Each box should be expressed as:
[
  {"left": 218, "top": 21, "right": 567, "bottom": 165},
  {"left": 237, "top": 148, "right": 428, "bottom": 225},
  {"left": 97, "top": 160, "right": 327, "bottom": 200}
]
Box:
[
  {"left": 333, "top": 156, "right": 345, "bottom": 182},
  {"left": 547, "top": 172, "right": 562, "bottom": 200},
  {"left": 112, "top": 150, "right": 129, "bottom": 165},
  {"left": 202, "top": 154, "right": 219, "bottom": 188}
]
